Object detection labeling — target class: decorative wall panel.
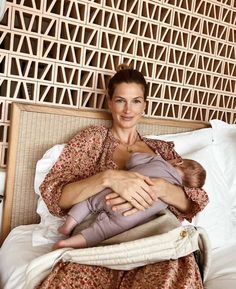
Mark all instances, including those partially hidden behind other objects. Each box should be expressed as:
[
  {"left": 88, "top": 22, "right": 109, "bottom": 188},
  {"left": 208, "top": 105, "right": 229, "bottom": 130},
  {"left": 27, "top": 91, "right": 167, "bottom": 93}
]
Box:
[{"left": 0, "top": 0, "right": 236, "bottom": 167}]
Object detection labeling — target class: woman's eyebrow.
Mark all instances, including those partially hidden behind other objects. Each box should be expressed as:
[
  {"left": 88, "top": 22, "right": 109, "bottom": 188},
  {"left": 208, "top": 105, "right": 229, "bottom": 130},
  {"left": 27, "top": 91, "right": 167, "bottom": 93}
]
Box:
[
  {"left": 113, "top": 96, "right": 124, "bottom": 99},
  {"left": 114, "top": 96, "right": 143, "bottom": 99}
]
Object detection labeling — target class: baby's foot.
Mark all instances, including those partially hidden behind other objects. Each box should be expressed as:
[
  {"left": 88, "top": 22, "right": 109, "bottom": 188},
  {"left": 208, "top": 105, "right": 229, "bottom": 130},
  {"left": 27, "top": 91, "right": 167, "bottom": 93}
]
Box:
[
  {"left": 58, "top": 216, "right": 78, "bottom": 236},
  {"left": 53, "top": 234, "right": 87, "bottom": 250},
  {"left": 58, "top": 224, "right": 72, "bottom": 236},
  {"left": 52, "top": 240, "right": 67, "bottom": 250}
]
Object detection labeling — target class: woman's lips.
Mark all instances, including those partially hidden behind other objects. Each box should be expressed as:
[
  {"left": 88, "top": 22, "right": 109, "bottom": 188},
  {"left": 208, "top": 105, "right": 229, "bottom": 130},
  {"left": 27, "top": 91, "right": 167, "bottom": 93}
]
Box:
[{"left": 121, "top": 116, "right": 134, "bottom": 121}]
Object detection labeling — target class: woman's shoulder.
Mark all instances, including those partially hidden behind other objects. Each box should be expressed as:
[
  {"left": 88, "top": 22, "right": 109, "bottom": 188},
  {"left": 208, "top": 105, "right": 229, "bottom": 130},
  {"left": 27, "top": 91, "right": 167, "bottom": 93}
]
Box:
[
  {"left": 80, "top": 125, "right": 109, "bottom": 134},
  {"left": 143, "top": 136, "right": 179, "bottom": 160},
  {"left": 70, "top": 125, "right": 109, "bottom": 143},
  {"left": 143, "top": 136, "right": 174, "bottom": 148}
]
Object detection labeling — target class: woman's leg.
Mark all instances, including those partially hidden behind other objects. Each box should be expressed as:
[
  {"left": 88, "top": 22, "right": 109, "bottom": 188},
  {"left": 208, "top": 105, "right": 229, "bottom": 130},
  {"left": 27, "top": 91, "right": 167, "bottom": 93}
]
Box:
[{"left": 36, "top": 261, "right": 125, "bottom": 289}]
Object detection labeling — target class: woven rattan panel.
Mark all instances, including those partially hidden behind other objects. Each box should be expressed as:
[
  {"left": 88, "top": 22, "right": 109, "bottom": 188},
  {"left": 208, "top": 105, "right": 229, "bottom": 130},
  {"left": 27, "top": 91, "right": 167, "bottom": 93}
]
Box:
[
  {"left": 11, "top": 111, "right": 111, "bottom": 228},
  {"left": 0, "top": 0, "right": 236, "bottom": 167}
]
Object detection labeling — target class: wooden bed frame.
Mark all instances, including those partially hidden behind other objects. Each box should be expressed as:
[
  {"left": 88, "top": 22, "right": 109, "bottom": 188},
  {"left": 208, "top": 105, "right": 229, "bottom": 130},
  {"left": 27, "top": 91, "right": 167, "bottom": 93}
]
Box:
[{"left": 1, "top": 102, "right": 208, "bottom": 244}]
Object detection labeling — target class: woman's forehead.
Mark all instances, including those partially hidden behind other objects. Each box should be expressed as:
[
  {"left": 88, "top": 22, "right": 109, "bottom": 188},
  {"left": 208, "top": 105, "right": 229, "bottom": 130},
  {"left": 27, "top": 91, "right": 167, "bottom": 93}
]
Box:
[{"left": 113, "top": 82, "right": 145, "bottom": 96}]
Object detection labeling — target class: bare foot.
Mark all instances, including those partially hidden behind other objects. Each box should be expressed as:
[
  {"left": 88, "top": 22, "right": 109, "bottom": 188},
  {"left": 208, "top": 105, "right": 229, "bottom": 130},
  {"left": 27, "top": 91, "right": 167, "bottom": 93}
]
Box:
[
  {"left": 58, "top": 224, "right": 72, "bottom": 236},
  {"left": 58, "top": 216, "right": 78, "bottom": 236},
  {"left": 53, "top": 234, "right": 87, "bottom": 250},
  {"left": 52, "top": 240, "right": 67, "bottom": 250}
]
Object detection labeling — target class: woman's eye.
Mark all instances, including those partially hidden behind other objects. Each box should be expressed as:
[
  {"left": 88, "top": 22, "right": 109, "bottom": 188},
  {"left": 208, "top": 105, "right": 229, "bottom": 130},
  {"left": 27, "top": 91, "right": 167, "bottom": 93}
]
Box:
[
  {"left": 115, "top": 99, "right": 125, "bottom": 103},
  {"left": 133, "top": 99, "right": 142, "bottom": 103}
]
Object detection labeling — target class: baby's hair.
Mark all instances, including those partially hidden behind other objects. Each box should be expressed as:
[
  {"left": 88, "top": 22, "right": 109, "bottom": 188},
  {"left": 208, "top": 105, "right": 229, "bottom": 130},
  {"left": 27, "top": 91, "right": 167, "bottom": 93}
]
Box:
[
  {"left": 177, "top": 159, "right": 206, "bottom": 188},
  {"left": 107, "top": 63, "right": 148, "bottom": 100}
]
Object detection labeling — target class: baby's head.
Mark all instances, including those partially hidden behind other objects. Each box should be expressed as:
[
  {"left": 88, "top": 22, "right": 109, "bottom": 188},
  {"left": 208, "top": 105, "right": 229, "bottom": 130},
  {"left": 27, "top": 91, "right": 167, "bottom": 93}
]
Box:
[{"left": 173, "top": 159, "right": 206, "bottom": 188}]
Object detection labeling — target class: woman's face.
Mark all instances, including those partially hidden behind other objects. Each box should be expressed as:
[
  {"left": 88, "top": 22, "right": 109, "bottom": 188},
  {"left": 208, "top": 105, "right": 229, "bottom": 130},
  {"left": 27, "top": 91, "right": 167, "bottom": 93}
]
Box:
[{"left": 108, "top": 82, "right": 146, "bottom": 129}]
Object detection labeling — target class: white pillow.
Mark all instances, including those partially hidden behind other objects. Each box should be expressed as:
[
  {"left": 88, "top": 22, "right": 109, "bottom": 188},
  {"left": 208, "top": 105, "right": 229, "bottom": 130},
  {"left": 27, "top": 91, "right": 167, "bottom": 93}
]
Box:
[
  {"left": 34, "top": 144, "right": 65, "bottom": 219},
  {"left": 33, "top": 144, "right": 65, "bottom": 246},
  {"left": 0, "top": 168, "right": 6, "bottom": 195},
  {"left": 182, "top": 145, "right": 234, "bottom": 249},
  {"left": 145, "top": 127, "right": 213, "bottom": 155},
  {"left": 210, "top": 119, "right": 236, "bottom": 241},
  {"left": 210, "top": 119, "right": 236, "bottom": 186}
]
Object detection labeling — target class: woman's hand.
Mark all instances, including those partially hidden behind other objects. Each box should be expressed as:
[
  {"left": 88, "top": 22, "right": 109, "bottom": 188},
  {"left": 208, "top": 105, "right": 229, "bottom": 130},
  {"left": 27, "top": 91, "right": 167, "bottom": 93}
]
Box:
[
  {"left": 106, "top": 192, "right": 139, "bottom": 216},
  {"left": 105, "top": 170, "right": 157, "bottom": 211},
  {"left": 149, "top": 178, "right": 169, "bottom": 200},
  {"left": 105, "top": 178, "right": 171, "bottom": 216},
  {"left": 106, "top": 177, "right": 193, "bottom": 216}
]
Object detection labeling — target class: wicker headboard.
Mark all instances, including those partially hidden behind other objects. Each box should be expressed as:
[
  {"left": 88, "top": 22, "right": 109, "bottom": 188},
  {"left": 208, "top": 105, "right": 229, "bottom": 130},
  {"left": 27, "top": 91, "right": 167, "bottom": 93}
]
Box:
[{"left": 1, "top": 102, "right": 208, "bottom": 243}]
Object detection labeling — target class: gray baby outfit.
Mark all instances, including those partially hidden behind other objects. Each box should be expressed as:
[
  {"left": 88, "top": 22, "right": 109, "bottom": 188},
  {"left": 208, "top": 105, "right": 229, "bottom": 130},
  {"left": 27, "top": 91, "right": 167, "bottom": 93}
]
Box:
[{"left": 68, "top": 153, "right": 182, "bottom": 247}]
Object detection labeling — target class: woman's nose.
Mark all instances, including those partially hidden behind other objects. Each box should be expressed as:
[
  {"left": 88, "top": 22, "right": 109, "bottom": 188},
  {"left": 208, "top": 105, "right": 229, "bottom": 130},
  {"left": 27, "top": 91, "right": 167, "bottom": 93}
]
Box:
[{"left": 124, "top": 102, "right": 131, "bottom": 112}]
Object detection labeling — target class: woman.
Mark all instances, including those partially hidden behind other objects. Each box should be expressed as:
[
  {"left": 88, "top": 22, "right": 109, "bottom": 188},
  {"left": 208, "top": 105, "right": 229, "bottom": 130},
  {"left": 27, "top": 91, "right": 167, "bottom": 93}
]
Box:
[{"left": 39, "top": 64, "right": 208, "bottom": 289}]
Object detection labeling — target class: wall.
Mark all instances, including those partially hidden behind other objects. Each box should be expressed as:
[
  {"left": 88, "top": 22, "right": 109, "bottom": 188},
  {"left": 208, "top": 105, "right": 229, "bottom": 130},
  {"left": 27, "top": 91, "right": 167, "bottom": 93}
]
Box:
[{"left": 0, "top": 0, "right": 236, "bottom": 167}]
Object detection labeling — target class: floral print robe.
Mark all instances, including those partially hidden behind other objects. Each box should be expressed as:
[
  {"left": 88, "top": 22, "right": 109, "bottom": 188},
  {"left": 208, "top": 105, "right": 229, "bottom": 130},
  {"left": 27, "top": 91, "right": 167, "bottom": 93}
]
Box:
[{"left": 38, "top": 126, "right": 209, "bottom": 289}]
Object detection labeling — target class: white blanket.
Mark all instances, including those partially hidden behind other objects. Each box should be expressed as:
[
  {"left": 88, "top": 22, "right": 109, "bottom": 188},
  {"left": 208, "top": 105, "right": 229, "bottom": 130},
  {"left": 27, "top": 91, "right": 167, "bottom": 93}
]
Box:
[{"left": 22, "top": 225, "right": 210, "bottom": 289}]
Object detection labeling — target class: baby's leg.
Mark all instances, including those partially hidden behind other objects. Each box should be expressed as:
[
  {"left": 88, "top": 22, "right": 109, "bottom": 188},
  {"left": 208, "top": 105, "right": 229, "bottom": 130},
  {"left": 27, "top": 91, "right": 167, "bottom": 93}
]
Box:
[
  {"left": 81, "top": 201, "right": 168, "bottom": 247},
  {"left": 58, "top": 200, "right": 91, "bottom": 236},
  {"left": 53, "top": 233, "right": 87, "bottom": 250}
]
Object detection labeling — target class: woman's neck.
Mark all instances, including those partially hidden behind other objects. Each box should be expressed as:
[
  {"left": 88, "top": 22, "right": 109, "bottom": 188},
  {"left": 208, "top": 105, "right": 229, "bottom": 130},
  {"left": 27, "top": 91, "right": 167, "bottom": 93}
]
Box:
[{"left": 111, "top": 127, "right": 139, "bottom": 146}]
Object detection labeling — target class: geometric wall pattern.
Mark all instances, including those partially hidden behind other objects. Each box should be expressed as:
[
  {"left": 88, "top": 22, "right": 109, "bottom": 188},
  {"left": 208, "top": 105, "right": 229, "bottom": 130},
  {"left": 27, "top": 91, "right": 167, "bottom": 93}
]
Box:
[{"left": 0, "top": 0, "right": 236, "bottom": 167}]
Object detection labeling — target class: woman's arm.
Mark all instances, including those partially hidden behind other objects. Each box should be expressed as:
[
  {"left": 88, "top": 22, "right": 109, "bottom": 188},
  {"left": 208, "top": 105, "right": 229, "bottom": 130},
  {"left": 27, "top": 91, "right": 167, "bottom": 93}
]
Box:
[
  {"left": 105, "top": 179, "right": 192, "bottom": 216},
  {"left": 60, "top": 169, "right": 157, "bottom": 211},
  {"left": 40, "top": 126, "right": 109, "bottom": 216},
  {"left": 59, "top": 170, "right": 109, "bottom": 209},
  {"left": 106, "top": 179, "right": 208, "bottom": 219},
  {"left": 150, "top": 178, "right": 192, "bottom": 213},
  {"left": 169, "top": 185, "right": 209, "bottom": 222}
]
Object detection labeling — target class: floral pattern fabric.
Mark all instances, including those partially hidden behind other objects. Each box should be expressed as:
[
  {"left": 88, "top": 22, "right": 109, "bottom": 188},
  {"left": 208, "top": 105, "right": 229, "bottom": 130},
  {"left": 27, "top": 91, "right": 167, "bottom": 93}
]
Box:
[{"left": 39, "top": 126, "right": 209, "bottom": 289}]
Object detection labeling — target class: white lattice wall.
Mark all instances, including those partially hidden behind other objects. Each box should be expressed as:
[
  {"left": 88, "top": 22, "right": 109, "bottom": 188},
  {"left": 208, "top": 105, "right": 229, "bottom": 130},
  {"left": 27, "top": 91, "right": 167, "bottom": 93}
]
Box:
[{"left": 0, "top": 0, "right": 236, "bottom": 167}]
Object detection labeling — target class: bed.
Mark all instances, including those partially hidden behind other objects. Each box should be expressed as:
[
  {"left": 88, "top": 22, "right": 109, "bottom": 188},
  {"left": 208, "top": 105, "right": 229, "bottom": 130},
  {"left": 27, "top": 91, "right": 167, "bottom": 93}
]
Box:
[{"left": 0, "top": 102, "right": 236, "bottom": 289}]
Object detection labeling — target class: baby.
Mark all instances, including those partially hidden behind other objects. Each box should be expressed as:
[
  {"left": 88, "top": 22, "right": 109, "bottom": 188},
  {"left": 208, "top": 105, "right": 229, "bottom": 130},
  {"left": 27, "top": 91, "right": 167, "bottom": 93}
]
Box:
[{"left": 53, "top": 153, "right": 206, "bottom": 249}]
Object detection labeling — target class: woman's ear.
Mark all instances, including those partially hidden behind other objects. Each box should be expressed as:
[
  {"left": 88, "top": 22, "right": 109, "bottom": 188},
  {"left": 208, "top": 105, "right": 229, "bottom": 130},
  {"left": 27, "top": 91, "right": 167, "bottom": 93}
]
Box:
[
  {"left": 107, "top": 98, "right": 112, "bottom": 110},
  {"left": 143, "top": 101, "right": 147, "bottom": 114}
]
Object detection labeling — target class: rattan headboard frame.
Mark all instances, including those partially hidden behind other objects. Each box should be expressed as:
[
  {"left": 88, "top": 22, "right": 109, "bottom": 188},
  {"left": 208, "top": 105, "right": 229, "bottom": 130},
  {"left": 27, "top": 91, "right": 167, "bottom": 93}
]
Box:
[{"left": 1, "top": 102, "right": 208, "bottom": 244}]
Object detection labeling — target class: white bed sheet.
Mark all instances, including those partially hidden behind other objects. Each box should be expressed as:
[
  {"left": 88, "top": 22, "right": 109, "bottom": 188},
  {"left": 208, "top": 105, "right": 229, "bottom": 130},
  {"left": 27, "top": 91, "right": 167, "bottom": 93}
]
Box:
[
  {"left": 0, "top": 225, "right": 51, "bottom": 289},
  {"left": 204, "top": 243, "right": 236, "bottom": 289},
  {"left": 1, "top": 225, "right": 236, "bottom": 289}
]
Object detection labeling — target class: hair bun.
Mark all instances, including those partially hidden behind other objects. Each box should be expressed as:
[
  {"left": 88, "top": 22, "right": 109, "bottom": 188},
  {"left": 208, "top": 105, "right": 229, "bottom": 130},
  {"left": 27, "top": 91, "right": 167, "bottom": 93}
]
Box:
[{"left": 116, "top": 63, "right": 131, "bottom": 72}]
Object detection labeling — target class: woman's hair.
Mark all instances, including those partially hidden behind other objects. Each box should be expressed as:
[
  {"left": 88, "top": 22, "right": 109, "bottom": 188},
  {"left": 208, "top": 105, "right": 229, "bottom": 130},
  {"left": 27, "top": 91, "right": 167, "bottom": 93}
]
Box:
[
  {"left": 107, "top": 63, "right": 148, "bottom": 99},
  {"left": 177, "top": 159, "right": 206, "bottom": 188}
]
